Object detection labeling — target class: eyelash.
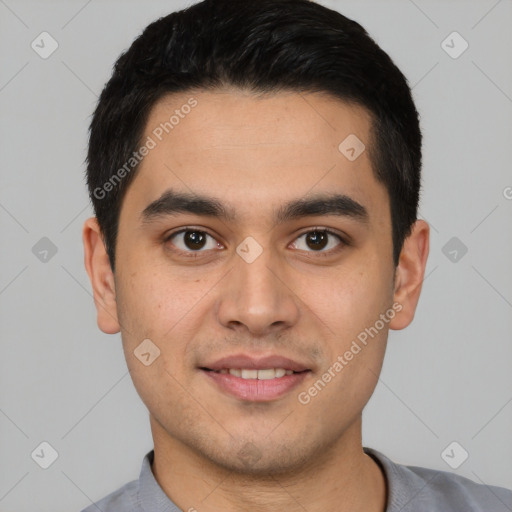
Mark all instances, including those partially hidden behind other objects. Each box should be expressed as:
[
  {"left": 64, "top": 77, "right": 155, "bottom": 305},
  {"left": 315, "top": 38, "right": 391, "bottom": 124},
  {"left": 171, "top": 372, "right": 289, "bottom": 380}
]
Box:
[{"left": 163, "top": 226, "right": 349, "bottom": 259}]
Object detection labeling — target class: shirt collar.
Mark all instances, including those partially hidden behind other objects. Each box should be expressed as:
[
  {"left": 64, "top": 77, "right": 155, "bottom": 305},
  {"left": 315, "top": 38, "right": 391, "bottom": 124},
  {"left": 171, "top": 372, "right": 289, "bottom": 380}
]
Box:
[
  {"left": 138, "top": 449, "right": 181, "bottom": 512},
  {"left": 364, "top": 446, "right": 433, "bottom": 511}
]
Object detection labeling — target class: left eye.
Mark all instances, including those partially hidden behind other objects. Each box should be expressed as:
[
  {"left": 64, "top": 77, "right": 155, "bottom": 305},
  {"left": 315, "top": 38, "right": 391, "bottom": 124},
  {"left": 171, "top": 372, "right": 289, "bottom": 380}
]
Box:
[{"left": 291, "top": 229, "right": 343, "bottom": 253}]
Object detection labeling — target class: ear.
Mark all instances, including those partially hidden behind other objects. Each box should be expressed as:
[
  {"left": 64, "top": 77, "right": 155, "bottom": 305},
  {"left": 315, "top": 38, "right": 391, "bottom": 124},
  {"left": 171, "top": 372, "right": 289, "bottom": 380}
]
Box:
[
  {"left": 82, "top": 217, "right": 120, "bottom": 334},
  {"left": 389, "top": 219, "right": 430, "bottom": 330}
]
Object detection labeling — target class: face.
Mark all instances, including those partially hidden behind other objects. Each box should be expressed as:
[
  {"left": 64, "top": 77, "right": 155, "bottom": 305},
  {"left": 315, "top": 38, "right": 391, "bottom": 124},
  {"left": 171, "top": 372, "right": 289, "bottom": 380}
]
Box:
[{"left": 84, "top": 89, "right": 429, "bottom": 475}]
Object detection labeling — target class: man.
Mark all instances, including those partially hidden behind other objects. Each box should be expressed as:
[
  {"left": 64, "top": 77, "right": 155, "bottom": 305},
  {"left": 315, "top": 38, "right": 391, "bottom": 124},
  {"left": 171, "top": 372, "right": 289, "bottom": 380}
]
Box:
[{"left": 81, "top": 0, "right": 512, "bottom": 510}]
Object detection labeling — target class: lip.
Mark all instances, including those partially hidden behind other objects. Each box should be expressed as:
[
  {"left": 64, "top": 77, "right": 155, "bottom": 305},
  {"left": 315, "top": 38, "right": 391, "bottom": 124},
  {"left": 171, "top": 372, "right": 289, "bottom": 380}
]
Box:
[
  {"left": 201, "top": 354, "right": 311, "bottom": 372},
  {"left": 202, "top": 369, "right": 310, "bottom": 402},
  {"left": 199, "top": 353, "right": 312, "bottom": 402}
]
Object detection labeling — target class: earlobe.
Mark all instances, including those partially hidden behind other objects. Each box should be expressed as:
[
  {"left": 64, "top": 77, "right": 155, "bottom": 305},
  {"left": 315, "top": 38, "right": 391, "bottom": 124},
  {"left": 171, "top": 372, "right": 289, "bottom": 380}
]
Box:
[
  {"left": 82, "top": 217, "right": 121, "bottom": 334},
  {"left": 389, "top": 219, "right": 430, "bottom": 331}
]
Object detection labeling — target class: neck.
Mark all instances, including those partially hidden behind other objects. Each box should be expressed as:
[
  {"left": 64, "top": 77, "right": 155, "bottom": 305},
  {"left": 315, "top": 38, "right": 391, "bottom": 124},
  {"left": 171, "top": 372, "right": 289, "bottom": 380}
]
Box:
[{"left": 150, "top": 415, "right": 387, "bottom": 512}]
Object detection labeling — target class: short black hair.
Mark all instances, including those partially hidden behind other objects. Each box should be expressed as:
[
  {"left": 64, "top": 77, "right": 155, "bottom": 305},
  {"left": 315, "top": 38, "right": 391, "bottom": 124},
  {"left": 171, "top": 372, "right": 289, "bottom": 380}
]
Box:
[{"left": 86, "top": 0, "right": 422, "bottom": 271}]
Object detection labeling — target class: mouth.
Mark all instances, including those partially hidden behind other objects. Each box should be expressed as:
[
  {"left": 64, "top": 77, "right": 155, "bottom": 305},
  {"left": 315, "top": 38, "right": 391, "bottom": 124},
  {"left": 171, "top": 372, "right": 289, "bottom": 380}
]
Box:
[
  {"left": 199, "top": 354, "right": 312, "bottom": 401},
  {"left": 201, "top": 367, "right": 308, "bottom": 379}
]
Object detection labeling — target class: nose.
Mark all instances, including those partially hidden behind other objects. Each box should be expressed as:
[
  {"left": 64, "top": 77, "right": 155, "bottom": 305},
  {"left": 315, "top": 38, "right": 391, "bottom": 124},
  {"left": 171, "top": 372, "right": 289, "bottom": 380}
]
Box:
[{"left": 215, "top": 245, "right": 300, "bottom": 338}]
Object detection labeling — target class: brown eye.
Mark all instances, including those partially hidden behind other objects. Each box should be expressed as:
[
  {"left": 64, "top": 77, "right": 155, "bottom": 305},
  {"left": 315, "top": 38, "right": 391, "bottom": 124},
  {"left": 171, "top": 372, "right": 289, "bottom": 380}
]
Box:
[
  {"left": 182, "top": 230, "right": 207, "bottom": 250},
  {"left": 304, "top": 230, "right": 329, "bottom": 250},
  {"left": 291, "top": 229, "right": 345, "bottom": 255},
  {"left": 166, "top": 229, "right": 221, "bottom": 254}
]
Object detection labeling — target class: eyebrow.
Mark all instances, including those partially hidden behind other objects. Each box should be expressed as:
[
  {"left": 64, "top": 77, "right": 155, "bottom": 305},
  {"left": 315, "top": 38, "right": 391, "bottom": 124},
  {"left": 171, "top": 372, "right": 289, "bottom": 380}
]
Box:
[{"left": 140, "top": 188, "right": 369, "bottom": 226}]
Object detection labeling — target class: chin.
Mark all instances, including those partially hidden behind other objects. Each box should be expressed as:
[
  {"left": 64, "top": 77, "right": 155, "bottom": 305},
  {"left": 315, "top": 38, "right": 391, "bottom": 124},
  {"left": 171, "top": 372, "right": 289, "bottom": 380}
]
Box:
[{"left": 197, "top": 439, "right": 315, "bottom": 478}]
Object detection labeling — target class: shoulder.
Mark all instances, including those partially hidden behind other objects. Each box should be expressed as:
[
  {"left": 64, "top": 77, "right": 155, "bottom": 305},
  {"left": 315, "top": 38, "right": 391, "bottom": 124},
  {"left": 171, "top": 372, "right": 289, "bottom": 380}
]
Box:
[
  {"left": 364, "top": 447, "right": 512, "bottom": 512},
  {"left": 80, "top": 478, "right": 139, "bottom": 512},
  {"left": 402, "top": 463, "right": 512, "bottom": 511}
]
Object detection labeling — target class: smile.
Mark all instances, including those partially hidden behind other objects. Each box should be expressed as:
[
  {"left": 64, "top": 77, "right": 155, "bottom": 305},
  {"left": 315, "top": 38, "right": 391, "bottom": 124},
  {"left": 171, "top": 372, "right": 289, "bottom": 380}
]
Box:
[{"left": 210, "top": 368, "right": 298, "bottom": 379}]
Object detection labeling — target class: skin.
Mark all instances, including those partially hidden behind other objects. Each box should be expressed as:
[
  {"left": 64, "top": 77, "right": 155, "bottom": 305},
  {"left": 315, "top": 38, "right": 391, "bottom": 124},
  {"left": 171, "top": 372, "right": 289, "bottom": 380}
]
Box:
[{"left": 83, "top": 88, "right": 429, "bottom": 512}]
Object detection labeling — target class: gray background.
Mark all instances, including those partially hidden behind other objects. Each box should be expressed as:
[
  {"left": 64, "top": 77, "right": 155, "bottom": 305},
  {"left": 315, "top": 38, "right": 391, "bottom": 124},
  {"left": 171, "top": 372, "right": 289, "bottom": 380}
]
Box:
[{"left": 1, "top": 0, "right": 511, "bottom": 511}]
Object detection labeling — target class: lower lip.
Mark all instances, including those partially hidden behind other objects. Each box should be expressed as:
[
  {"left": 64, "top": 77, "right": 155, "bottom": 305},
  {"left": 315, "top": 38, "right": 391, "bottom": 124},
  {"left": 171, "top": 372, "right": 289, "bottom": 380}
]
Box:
[{"left": 202, "top": 370, "right": 310, "bottom": 402}]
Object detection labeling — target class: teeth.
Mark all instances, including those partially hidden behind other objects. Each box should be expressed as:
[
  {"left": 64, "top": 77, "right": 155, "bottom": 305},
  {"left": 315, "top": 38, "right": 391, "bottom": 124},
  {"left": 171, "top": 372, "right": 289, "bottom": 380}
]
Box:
[
  {"left": 241, "top": 369, "right": 258, "bottom": 379},
  {"left": 221, "top": 368, "right": 294, "bottom": 379},
  {"left": 257, "top": 369, "right": 276, "bottom": 380}
]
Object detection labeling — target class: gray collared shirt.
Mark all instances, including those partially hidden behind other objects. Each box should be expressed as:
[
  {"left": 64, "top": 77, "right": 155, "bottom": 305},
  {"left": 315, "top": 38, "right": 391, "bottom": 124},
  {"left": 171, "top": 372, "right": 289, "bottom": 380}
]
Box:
[{"left": 81, "top": 447, "right": 512, "bottom": 511}]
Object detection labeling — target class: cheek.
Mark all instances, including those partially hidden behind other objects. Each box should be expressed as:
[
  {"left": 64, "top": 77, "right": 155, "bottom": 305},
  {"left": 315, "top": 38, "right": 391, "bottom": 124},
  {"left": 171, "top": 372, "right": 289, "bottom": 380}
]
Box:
[
  {"left": 292, "top": 253, "right": 392, "bottom": 399},
  {"left": 297, "top": 259, "right": 392, "bottom": 342},
  {"left": 115, "top": 268, "right": 204, "bottom": 412},
  {"left": 116, "top": 267, "right": 199, "bottom": 338},
  {"left": 296, "top": 315, "right": 388, "bottom": 430},
  {"left": 115, "top": 266, "right": 219, "bottom": 384},
  {"left": 126, "top": 352, "right": 208, "bottom": 442}
]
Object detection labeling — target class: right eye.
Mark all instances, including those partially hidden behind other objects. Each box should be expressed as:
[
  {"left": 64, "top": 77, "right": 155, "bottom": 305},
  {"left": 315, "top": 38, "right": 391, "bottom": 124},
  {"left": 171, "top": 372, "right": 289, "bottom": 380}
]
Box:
[{"left": 164, "top": 228, "right": 224, "bottom": 257}]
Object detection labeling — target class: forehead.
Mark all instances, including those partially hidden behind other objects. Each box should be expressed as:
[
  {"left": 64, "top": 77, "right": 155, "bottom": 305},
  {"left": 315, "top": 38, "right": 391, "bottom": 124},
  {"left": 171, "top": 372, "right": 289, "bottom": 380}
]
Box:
[{"left": 121, "top": 89, "right": 389, "bottom": 229}]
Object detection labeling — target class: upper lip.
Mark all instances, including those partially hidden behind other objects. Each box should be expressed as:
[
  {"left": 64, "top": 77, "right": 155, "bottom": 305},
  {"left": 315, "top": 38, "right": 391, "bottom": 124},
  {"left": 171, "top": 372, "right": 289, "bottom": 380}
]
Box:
[{"left": 201, "top": 354, "right": 311, "bottom": 372}]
